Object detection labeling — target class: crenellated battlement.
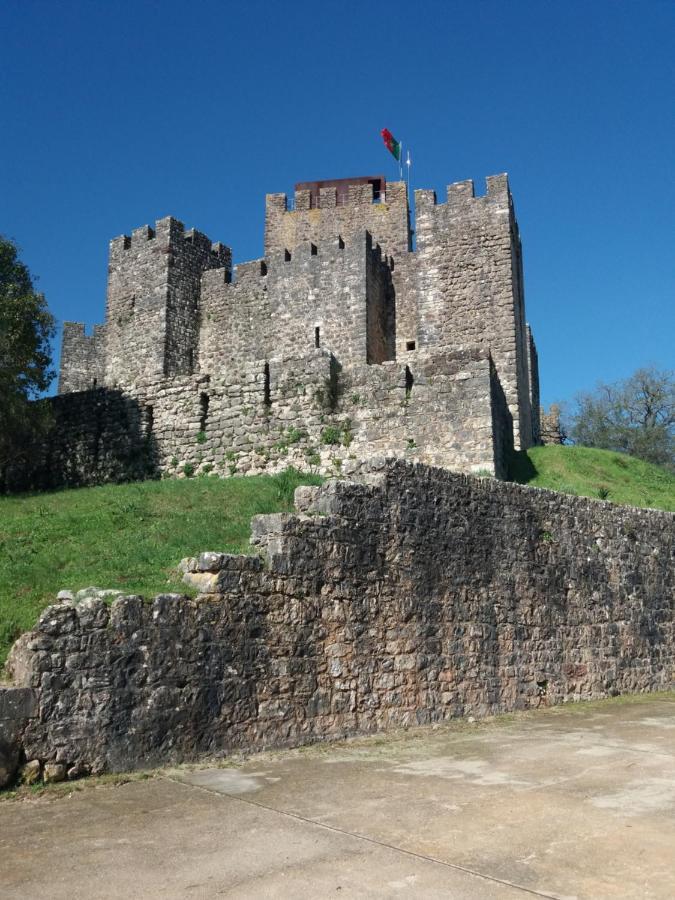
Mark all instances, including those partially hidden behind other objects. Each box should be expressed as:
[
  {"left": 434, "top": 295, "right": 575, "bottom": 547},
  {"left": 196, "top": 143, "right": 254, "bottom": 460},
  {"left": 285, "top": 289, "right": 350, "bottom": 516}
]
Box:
[
  {"left": 266, "top": 230, "right": 384, "bottom": 274},
  {"left": 266, "top": 180, "right": 408, "bottom": 213},
  {"left": 415, "top": 173, "right": 511, "bottom": 213},
  {"left": 264, "top": 178, "right": 411, "bottom": 259},
  {"left": 110, "top": 217, "right": 232, "bottom": 268}
]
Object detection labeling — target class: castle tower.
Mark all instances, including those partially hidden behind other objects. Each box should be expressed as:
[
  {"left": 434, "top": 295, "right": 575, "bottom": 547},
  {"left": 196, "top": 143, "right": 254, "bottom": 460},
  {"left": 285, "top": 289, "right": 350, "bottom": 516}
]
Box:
[
  {"left": 264, "top": 176, "right": 411, "bottom": 260},
  {"left": 104, "top": 216, "right": 231, "bottom": 384},
  {"left": 413, "top": 175, "right": 537, "bottom": 449}
]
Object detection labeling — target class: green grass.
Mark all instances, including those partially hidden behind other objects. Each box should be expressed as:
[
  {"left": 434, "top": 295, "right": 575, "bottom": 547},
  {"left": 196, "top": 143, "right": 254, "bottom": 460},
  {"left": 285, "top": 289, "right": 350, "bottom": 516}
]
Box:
[
  {"left": 510, "top": 445, "right": 675, "bottom": 512},
  {"left": 0, "top": 470, "right": 322, "bottom": 670}
]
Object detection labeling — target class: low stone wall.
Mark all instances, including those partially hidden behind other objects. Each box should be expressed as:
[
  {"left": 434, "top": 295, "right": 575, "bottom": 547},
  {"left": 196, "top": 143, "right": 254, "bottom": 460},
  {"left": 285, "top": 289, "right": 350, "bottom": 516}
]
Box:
[{"left": 2, "top": 461, "right": 672, "bottom": 785}]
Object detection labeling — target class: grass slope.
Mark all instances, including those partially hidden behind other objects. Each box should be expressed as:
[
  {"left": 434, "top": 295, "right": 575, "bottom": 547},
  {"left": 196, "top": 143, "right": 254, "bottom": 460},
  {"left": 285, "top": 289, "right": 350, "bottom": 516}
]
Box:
[
  {"left": 0, "top": 470, "right": 321, "bottom": 669},
  {"left": 510, "top": 445, "right": 675, "bottom": 512}
]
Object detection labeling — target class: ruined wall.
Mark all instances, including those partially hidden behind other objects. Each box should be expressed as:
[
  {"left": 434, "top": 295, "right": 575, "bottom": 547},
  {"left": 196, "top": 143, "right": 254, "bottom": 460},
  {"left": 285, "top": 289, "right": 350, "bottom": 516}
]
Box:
[
  {"left": 3, "top": 462, "right": 673, "bottom": 779},
  {"left": 540, "top": 404, "right": 564, "bottom": 445},
  {"left": 58, "top": 323, "right": 106, "bottom": 394},
  {"left": 414, "top": 176, "right": 534, "bottom": 449}
]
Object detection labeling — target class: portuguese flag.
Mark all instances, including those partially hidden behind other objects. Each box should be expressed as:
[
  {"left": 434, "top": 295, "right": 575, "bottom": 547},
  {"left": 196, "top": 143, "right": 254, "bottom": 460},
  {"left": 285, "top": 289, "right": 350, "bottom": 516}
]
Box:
[{"left": 381, "top": 128, "right": 401, "bottom": 161}]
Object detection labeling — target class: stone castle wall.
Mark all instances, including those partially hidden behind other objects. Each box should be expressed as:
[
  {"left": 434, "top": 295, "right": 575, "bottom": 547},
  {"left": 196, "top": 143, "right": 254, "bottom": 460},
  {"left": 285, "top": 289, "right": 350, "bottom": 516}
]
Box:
[
  {"left": 8, "top": 348, "right": 511, "bottom": 491},
  {"left": 2, "top": 461, "right": 672, "bottom": 781}
]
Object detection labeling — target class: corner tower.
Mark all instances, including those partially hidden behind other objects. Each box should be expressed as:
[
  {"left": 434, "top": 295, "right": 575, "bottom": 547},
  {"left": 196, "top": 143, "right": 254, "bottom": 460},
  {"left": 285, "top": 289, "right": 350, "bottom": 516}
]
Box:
[
  {"left": 413, "top": 175, "right": 537, "bottom": 449},
  {"left": 105, "top": 217, "right": 231, "bottom": 384}
]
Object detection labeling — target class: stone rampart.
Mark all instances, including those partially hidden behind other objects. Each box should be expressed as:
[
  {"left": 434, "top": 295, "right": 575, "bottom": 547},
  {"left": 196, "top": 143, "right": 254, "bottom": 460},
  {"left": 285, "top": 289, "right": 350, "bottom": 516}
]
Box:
[
  {"left": 2, "top": 461, "right": 673, "bottom": 783},
  {"left": 8, "top": 348, "right": 511, "bottom": 491}
]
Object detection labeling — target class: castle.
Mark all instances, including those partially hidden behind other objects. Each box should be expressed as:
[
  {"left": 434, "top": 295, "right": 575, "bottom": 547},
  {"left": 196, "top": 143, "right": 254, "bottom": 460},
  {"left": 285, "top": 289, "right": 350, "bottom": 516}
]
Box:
[{"left": 45, "top": 172, "right": 541, "bottom": 487}]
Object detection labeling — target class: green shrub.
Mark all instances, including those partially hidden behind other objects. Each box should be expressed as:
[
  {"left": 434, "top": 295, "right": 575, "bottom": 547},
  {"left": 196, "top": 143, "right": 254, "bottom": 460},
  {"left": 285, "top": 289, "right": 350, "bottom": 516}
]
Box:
[
  {"left": 183, "top": 463, "right": 195, "bottom": 478},
  {"left": 196, "top": 431, "right": 207, "bottom": 445},
  {"left": 321, "top": 426, "right": 342, "bottom": 446}
]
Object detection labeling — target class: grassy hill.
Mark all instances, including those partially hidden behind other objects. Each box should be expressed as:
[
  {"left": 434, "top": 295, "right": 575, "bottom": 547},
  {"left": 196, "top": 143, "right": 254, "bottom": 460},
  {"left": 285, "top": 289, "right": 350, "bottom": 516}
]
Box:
[
  {"left": 0, "top": 470, "right": 321, "bottom": 669},
  {"left": 510, "top": 445, "right": 675, "bottom": 512}
]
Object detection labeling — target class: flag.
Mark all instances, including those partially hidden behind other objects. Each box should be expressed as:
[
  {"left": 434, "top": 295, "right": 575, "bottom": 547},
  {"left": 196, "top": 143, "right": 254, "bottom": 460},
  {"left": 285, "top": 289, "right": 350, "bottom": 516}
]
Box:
[{"left": 381, "top": 128, "right": 401, "bottom": 162}]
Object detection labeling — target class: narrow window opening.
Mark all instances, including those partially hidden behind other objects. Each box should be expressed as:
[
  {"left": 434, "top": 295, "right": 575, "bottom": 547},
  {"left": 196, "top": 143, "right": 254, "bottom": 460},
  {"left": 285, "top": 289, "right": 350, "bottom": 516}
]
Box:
[
  {"left": 284, "top": 249, "right": 291, "bottom": 262},
  {"left": 92, "top": 377, "right": 98, "bottom": 389},
  {"left": 93, "top": 403, "right": 103, "bottom": 466},
  {"left": 405, "top": 365, "right": 414, "bottom": 399},
  {"left": 310, "top": 243, "right": 318, "bottom": 256},
  {"left": 406, "top": 340, "right": 416, "bottom": 352},
  {"left": 260, "top": 260, "right": 267, "bottom": 276},
  {"left": 122, "top": 235, "right": 131, "bottom": 249},
  {"left": 130, "top": 295, "right": 136, "bottom": 311},
  {"left": 199, "top": 392, "right": 209, "bottom": 432},
  {"left": 315, "top": 326, "right": 321, "bottom": 348},
  {"left": 144, "top": 405, "right": 154, "bottom": 437},
  {"left": 187, "top": 348, "right": 194, "bottom": 373},
  {"left": 338, "top": 235, "right": 345, "bottom": 250},
  {"left": 263, "top": 363, "right": 271, "bottom": 406}
]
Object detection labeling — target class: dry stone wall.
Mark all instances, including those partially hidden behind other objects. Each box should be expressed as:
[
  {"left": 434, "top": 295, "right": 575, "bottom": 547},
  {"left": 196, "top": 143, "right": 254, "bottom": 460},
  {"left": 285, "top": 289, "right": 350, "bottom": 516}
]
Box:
[{"left": 2, "top": 461, "right": 673, "bottom": 782}]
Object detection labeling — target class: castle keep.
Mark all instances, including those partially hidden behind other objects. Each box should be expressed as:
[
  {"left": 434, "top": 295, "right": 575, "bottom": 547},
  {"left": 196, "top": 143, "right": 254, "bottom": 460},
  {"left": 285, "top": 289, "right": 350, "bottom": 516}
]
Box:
[{"left": 51, "top": 173, "right": 540, "bottom": 486}]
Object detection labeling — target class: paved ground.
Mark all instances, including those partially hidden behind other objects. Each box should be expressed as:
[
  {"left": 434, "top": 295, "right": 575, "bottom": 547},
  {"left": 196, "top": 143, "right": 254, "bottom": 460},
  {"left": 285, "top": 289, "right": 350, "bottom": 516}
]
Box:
[{"left": 1, "top": 696, "right": 674, "bottom": 899}]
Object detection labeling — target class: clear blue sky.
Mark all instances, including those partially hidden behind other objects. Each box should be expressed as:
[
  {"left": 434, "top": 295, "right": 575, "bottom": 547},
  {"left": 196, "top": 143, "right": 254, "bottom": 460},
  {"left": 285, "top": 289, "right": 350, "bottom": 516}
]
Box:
[{"left": 2, "top": 0, "right": 673, "bottom": 406}]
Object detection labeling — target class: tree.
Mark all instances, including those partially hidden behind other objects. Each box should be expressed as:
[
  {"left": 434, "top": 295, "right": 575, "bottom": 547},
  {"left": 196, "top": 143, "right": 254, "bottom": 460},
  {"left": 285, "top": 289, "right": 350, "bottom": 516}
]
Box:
[
  {"left": 0, "top": 236, "right": 56, "bottom": 482},
  {"left": 570, "top": 367, "right": 674, "bottom": 469}
]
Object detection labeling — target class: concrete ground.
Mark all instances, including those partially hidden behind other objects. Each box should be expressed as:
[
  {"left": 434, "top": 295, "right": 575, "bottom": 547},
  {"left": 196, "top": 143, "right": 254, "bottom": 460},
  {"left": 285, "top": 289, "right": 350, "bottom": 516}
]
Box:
[{"left": 1, "top": 696, "right": 674, "bottom": 899}]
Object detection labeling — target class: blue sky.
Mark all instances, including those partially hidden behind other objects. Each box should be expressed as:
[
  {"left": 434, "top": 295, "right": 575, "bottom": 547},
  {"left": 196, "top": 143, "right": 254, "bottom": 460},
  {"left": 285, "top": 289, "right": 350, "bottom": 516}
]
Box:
[{"left": 2, "top": 0, "right": 673, "bottom": 406}]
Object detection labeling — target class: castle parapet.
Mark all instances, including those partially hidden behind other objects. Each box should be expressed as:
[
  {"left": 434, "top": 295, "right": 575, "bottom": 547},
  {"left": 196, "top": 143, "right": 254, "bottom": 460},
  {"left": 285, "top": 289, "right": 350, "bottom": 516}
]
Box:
[
  {"left": 264, "top": 177, "right": 410, "bottom": 258},
  {"left": 109, "top": 217, "right": 232, "bottom": 268}
]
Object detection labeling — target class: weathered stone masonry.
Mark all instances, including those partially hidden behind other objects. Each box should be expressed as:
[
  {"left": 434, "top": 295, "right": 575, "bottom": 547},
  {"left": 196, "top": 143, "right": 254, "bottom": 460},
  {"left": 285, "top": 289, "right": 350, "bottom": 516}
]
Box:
[
  {"left": 1, "top": 462, "right": 672, "bottom": 782},
  {"left": 22, "top": 171, "right": 548, "bottom": 492}
]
